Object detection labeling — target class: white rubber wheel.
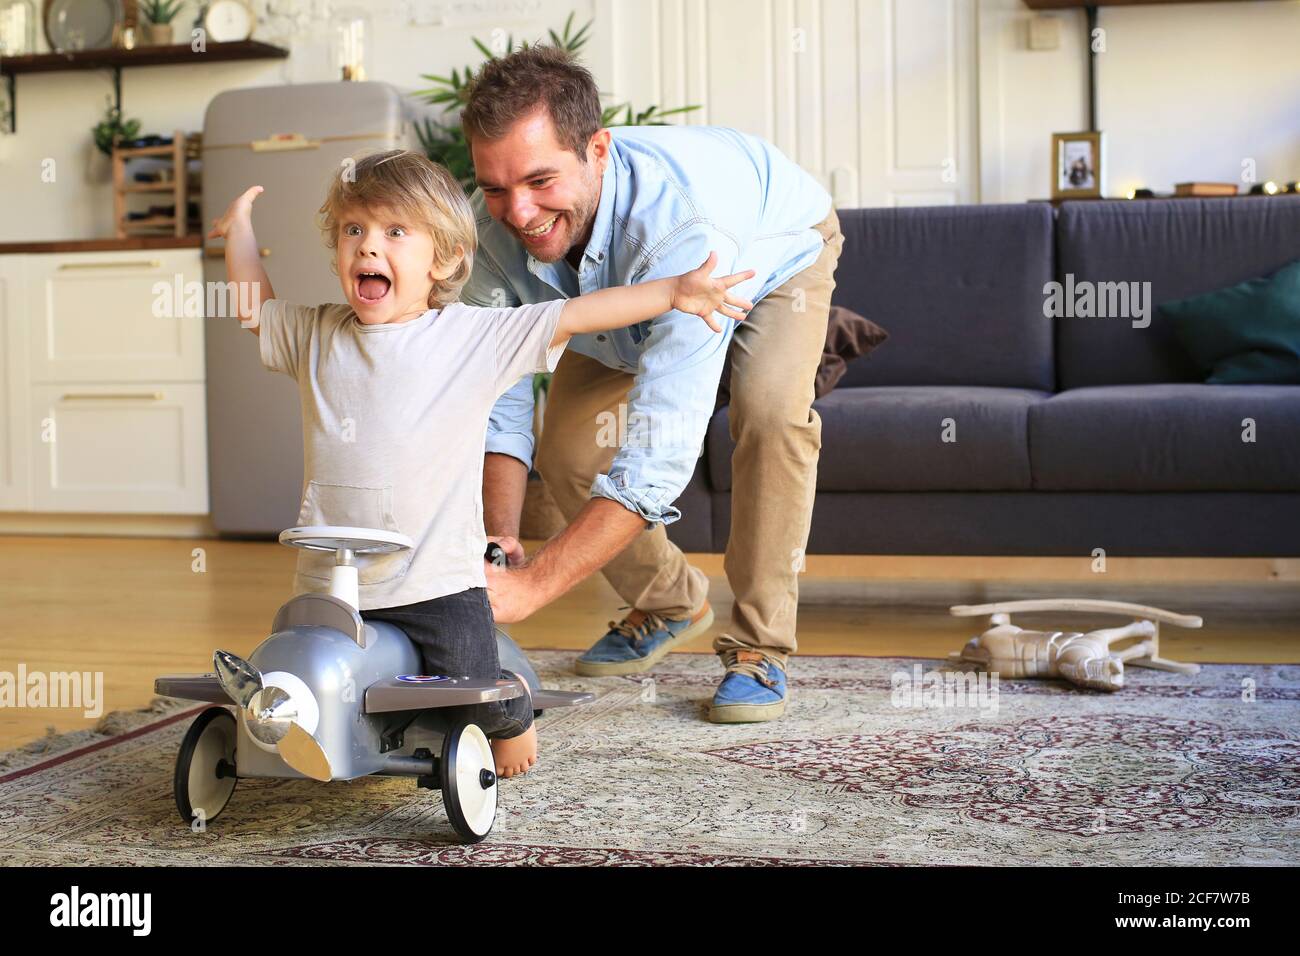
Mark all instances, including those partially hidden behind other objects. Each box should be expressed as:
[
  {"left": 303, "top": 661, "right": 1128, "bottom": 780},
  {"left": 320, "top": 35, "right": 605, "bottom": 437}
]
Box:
[
  {"left": 440, "top": 723, "right": 497, "bottom": 843},
  {"left": 174, "top": 707, "right": 238, "bottom": 827}
]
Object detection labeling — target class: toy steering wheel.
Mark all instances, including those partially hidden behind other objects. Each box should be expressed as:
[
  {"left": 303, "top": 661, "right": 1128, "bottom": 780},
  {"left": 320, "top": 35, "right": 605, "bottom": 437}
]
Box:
[
  {"left": 278, "top": 527, "right": 415, "bottom": 611},
  {"left": 279, "top": 527, "right": 414, "bottom": 554}
]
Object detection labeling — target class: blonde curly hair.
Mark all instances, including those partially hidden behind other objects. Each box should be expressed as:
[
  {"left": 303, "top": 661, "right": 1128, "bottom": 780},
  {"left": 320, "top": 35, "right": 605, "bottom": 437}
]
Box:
[{"left": 318, "top": 149, "right": 477, "bottom": 308}]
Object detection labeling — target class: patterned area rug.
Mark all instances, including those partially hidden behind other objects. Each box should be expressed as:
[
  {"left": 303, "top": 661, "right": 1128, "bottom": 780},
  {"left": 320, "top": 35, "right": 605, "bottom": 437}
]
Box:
[{"left": 2, "top": 651, "right": 1298, "bottom": 866}]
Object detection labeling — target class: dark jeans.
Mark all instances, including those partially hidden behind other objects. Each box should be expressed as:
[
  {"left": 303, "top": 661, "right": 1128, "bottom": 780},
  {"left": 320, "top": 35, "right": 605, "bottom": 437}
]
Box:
[{"left": 361, "top": 587, "right": 531, "bottom": 740}]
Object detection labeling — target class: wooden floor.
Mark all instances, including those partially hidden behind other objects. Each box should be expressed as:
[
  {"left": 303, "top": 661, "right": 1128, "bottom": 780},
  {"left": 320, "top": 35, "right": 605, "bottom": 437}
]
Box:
[{"left": 1, "top": 535, "right": 1297, "bottom": 751}]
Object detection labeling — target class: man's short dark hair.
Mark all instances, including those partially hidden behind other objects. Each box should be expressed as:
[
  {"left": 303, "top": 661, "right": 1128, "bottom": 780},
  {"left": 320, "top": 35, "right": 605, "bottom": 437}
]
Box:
[{"left": 461, "top": 45, "right": 603, "bottom": 160}]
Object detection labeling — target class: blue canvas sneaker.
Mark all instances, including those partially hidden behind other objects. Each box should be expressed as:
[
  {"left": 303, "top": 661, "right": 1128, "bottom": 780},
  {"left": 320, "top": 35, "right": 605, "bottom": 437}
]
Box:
[
  {"left": 574, "top": 602, "right": 714, "bottom": 676},
  {"left": 709, "top": 637, "right": 788, "bottom": 723}
]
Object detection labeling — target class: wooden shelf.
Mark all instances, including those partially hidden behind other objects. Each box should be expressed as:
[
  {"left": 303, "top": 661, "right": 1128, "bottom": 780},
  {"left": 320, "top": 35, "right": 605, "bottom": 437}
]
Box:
[
  {"left": 0, "top": 237, "right": 202, "bottom": 254},
  {"left": 115, "top": 142, "right": 180, "bottom": 157},
  {"left": 0, "top": 40, "right": 289, "bottom": 134},
  {"left": 113, "top": 129, "right": 200, "bottom": 240},
  {"left": 0, "top": 40, "right": 288, "bottom": 76},
  {"left": 121, "top": 182, "right": 196, "bottom": 194}
]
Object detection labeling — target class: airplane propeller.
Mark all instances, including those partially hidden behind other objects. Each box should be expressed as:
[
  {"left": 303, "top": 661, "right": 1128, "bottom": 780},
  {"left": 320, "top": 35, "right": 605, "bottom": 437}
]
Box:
[{"left": 213, "top": 650, "right": 333, "bottom": 782}]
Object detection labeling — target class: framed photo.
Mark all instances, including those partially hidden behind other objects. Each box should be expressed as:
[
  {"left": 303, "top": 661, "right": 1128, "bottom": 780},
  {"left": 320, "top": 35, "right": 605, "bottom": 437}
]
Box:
[{"left": 1051, "top": 131, "right": 1105, "bottom": 199}]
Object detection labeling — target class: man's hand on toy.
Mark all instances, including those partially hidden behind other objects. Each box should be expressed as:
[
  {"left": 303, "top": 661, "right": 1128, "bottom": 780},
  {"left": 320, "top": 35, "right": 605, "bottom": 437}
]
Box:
[
  {"left": 484, "top": 562, "right": 543, "bottom": 624},
  {"left": 485, "top": 535, "right": 526, "bottom": 567}
]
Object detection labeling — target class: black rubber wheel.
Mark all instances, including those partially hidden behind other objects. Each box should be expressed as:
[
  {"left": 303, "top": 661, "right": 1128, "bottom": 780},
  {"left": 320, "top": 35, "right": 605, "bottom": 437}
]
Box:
[
  {"left": 174, "top": 706, "right": 238, "bottom": 827},
  {"left": 440, "top": 722, "right": 497, "bottom": 843}
]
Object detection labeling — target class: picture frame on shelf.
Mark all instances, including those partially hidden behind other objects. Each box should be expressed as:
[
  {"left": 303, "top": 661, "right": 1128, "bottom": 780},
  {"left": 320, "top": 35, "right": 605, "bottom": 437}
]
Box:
[{"left": 1051, "top": 130, "right": 1105, "bottom": 200}]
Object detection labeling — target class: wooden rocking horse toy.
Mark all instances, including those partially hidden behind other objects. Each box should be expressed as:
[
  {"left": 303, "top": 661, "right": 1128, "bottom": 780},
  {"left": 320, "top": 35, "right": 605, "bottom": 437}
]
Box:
[{"left": 948, "top": 599, "right": 1203, "bottom": 692}]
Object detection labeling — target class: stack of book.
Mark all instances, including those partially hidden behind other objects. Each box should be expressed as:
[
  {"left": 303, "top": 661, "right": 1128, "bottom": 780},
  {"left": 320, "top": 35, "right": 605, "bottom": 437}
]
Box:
[{"left": 1174, "top": 182, "right": 1239, "bottom": 197}]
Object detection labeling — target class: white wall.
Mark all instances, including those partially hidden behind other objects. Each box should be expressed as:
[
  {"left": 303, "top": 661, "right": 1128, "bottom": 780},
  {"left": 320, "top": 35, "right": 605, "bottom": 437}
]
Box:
[
  {"left": 0, "top": 0, "right": 1296, "bottom": 241},
  {"left": 978, "top": 0, "right": 1300, "bottom": 203},
  {"left": 0, "top": 0, "right": 596, "bottom": 241}
]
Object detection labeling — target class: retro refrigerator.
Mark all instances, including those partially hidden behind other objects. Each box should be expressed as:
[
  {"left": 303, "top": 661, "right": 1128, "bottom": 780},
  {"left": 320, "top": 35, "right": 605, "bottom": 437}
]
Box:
[{"left": 201, "top": 82, "right": 414, "bottom": 534}]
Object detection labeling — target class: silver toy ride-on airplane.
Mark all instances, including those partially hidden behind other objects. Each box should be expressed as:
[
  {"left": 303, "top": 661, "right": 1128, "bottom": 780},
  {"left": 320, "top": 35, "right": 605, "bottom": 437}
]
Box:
[{"left": 154, "top": 526, "right": 593, "bottom": 843}]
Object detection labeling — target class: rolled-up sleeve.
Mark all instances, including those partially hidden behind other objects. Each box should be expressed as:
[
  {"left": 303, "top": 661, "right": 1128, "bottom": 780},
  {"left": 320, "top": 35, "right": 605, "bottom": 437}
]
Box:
[
  {"left": 591, "top": 224, "right": 748, "bottom": 525},
  {"left": 487, "top": 374, "right": 539, "bottom": 468}
]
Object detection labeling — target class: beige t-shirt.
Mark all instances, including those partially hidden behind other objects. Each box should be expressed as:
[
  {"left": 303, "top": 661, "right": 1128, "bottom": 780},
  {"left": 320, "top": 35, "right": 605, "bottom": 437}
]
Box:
[{"left": 258, "top": 296, "right": 566, "bottom": 610}]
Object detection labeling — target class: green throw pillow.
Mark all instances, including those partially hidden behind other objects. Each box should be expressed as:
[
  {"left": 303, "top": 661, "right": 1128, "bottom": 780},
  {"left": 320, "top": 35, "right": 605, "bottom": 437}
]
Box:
[{"left": 1160, "top": 258, "right": 1300, "bottom": 385}]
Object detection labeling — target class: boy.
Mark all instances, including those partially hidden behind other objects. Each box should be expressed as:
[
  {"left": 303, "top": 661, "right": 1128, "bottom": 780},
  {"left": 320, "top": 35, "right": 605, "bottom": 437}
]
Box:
[{"left": 208, "top": 149, "right": 753, "bottom": 778}]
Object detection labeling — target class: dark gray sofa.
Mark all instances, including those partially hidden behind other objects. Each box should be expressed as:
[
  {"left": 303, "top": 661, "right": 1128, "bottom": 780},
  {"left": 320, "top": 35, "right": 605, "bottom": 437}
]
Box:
[{"left": 667, "top": 195, "right": 1300, "bottom": 557}]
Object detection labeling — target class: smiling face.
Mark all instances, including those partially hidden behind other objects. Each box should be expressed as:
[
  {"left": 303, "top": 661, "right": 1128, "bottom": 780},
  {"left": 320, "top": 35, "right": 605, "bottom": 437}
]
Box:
[
  {"left": 335, "top": 204, "right": 462, "bottom": 325},
  {"left": 471, "top": 107, "right": 609, "bottom": 264}
]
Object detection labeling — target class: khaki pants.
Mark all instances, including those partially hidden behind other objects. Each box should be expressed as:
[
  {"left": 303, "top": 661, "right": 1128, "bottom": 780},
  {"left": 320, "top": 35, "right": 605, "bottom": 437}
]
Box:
[{"left": 535, "top": 209, "right": 844, "bottom": 664}]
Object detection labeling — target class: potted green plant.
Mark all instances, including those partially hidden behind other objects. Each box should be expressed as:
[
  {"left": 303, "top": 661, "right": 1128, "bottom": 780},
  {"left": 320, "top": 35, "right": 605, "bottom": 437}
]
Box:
[
  {"left": 413, "top": 13, "right": 699, "bottom": 193},
  {"left": 139, "top": 0, "right": 184, "bottom": 46},
  {"left": 92, "top": 96, "right": 142, "bottom": 156}
]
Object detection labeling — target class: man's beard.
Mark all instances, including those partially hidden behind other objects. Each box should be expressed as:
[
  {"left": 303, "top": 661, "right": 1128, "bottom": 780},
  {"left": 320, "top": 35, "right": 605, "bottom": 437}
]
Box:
[{"left": 528, "top": 170, "right": 601, "bottom": 264}]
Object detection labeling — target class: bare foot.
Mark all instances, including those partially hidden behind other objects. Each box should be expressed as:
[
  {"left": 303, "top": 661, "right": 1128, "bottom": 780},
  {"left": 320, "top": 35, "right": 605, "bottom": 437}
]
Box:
[{"left": 490, "top": 723, "right": 538, "bottom": 779}]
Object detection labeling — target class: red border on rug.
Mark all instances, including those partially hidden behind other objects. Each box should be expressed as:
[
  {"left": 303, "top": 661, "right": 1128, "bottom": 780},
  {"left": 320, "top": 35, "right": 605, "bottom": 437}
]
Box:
[{"left": 0, "top": 703, "right": 211, "bottom": 786}]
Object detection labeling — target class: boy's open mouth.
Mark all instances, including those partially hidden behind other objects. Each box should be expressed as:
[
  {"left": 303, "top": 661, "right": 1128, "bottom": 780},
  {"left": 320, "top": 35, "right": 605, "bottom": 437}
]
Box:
[{"left": 356, "top": 272, "right": 391, "bottom": 303}]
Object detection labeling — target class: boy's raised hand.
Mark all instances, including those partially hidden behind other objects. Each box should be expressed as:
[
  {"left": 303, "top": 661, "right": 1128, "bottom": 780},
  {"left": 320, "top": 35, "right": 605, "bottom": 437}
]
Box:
[
  {"left": 671, "top": 253, "right": 756, "bottom": 332},
  {"left": 207, "top": 185, "right": 264, "bottom": 240}
]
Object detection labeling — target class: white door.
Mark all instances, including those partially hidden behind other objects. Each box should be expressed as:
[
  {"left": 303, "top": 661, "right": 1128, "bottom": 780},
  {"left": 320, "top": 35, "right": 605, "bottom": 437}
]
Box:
[{"left": 592, "top": 0, "right": 979, "bottom": 207}]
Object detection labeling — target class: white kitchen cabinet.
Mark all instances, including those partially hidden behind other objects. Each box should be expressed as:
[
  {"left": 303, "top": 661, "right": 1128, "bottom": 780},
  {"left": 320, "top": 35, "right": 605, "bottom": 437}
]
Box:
[
  {"left": 0, "top": 247, "right": 208, "bottom": 516},
  {"left": 0, "top": 256, "right": 30, "bottom": 510},
  {"left": 28, "top": 383, "right": 208, "bottom": 514},
  {"left": 25, "top": 249, "right": 205, "bottom": 383}
]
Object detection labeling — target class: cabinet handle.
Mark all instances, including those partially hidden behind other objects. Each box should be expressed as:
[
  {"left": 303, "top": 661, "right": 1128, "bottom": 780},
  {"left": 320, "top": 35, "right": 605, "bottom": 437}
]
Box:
[
  {"left": 57, "top": 259, "right": 162, "bottom": 271},
  {"left": 204, "top": 247, "right": 270, "bottom": 259},
  {"left": 60, "top": 392, "right": 164, "bottom": 402}
]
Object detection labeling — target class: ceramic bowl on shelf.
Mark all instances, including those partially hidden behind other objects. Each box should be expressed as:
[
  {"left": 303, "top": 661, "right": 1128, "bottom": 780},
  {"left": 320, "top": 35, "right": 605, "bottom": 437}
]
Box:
[{"left": 43, "top": 0, "right": 123, "bottom": 52}]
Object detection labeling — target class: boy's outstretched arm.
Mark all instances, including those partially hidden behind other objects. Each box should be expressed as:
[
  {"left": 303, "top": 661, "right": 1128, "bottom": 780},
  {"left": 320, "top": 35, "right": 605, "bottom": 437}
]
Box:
[
  {"left": 551, "top": 252, "right": 754, "bottom": 349},
  {"left": 207, "top": 185, "right": 275, "bottom": 336}
]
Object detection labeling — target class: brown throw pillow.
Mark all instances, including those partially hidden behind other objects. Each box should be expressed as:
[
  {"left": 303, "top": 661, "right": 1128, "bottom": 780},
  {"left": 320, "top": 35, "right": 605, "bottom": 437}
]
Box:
[{"left": 715, "top": 305, "right": 888, "bottom": 410}]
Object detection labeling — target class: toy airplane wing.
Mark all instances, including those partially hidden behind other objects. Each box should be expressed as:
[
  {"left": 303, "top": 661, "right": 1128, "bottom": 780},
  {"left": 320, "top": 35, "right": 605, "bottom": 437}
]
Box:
[
  {"left": 364, "top": 676, "right": 526, "bottom": 714},
  {"left": 155, "top": 673, "right": 233, "bottom": 704},
  {"left": 949, "top": 598, "right": 1202, "bottom": 629},
  {"left": 364, "top": 676, "right": 595, "bottom": 714},
  {"left": 532, "top": 689, "right": 596, "bottom": 709}
]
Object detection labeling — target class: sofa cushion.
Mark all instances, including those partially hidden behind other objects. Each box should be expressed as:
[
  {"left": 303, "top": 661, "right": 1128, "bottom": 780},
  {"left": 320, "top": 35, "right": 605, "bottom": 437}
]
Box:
[
  {"left": 1029, "top": 384, "right": 1300, "bottom": 491},
  {"left": 1163, "top": 258, "right": 1300, "bottom": 385},
  {"left": 832, "top": 204, "right": 1055, "bottom": 391},
  {"left": 708, "top": 386, "right": 1049, "bottom": 492},
  {"left": 1055, "top": 195, "right": 1300, "bottom": 390},
  {"left": 715, "top": 305, "right": 888, "bottom": 410}
]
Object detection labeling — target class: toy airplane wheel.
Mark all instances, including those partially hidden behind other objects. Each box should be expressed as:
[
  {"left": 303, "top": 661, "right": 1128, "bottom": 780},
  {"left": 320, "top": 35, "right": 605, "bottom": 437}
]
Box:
[
  {"left": 174, "top": 706, "right": 238, "bottom": 827},
  {"left": 440, "top": 722, "right": 497, "bottom": 843}
]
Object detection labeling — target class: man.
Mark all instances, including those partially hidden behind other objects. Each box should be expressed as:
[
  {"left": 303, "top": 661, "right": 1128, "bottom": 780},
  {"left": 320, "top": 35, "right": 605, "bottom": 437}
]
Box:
[{"left": 461, "top": 45, "right": 843, "bottom": 723}]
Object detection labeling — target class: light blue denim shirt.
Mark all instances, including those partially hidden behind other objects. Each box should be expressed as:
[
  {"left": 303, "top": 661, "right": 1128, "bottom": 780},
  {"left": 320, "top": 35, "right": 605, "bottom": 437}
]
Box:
[{"left": 462, "top": 125, "right": 832, "bottom": 525}]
